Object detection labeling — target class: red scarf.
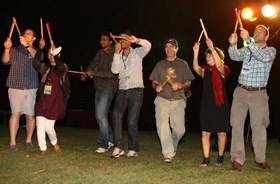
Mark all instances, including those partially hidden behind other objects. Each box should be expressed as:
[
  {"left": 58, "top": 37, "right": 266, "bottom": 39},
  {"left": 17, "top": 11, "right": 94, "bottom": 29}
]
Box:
[{"left": 202, "top": 65, "right": 230, "bottom": 106}]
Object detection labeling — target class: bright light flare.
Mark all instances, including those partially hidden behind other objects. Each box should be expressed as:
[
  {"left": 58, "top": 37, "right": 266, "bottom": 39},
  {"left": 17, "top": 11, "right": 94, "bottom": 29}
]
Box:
[
  {"left": 241, "top": 7, "right": 254, "bottom": 20},
  {"left": 262, "top": 5, "right": 277, "bottom": 18}
]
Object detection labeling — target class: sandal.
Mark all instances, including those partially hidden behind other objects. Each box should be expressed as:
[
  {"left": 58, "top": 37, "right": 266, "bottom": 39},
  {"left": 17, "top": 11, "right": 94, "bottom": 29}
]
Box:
[
  {"left": 199, "top": 157, "right": 210, "bottom": 168},
  {"left": 216, "top": 155, "right": 224, "bottom": 166}
]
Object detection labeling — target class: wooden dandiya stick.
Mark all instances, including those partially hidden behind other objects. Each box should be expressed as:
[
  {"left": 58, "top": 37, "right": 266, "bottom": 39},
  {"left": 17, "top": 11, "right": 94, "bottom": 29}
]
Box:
[
  {"left": 113, "top": 36, "right": 126, "bottom": 39},
  {"left": 13, "top": 17, "right": 21, "bottom": 36},
  {"left": 46, "top": 22, "right": 54, "bottom": 46},
  {"left": 199, "top": 18, "right": 208, "bottom": 39},
  {"left": 162, "top": 77, "right": 171, "bottom": 88},
  {"left": 80, "top": 65, "right": 83, "bottom": 72},
  {"left": 197, "top": 30, "right": 204, "bottom": 42},
  {"left": 68, "top": 70, "right": 86, "bottom": 75},
  {"left": 40, "top": 17, "right": 44, "bottom": 39},
  {"left": 109, "top": 33, "right": 118, "bottom": 43},
  {"left": 8, "top": 19, "right": 15, "bottom": 38},
  {"left": 235, "top": 8, "right": 243, "bottom": 28},
  {"left": 234, "top": 18, "right": 239, "bottom": 33}
]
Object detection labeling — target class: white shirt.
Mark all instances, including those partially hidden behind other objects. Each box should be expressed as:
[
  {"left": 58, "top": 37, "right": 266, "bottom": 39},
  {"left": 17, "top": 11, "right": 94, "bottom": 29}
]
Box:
[{"left": 111, "top": 39, "right": 152, "bottom": 90}]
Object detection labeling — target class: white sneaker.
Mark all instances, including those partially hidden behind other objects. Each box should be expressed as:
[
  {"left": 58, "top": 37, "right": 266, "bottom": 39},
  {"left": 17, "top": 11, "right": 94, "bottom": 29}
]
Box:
[
  {"left": 163, "top": 157, "right": 173, "bottom": 163},
  {"left": 50, "top": 46, "right": 62, "bottom": 56},
  {"left": 111, "top": 148, "right": 125, "bottom": 158},
  {"left": 108, "top": 142, "right": 114, "bottom": 149},
  {"left": 126, "top": 150, "right": 138, "bottom": 158},
  {"left": 95, "top": 147, "right": 108, "bottom": 153}
]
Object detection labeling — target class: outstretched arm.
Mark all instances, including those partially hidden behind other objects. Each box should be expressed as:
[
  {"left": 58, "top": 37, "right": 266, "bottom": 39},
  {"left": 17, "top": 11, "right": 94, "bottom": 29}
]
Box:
[
  {"left": 205, "top": 38, "right": 225, "bottom": 76},
  {"left": 192, "top": 42, "right": 204, "bottom": 77}
]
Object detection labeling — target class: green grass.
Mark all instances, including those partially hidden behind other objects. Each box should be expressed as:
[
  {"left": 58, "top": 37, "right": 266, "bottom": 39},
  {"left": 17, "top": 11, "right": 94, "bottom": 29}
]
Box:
[{"left": 0, "top": 124, "right": 279, "bottom": 184}]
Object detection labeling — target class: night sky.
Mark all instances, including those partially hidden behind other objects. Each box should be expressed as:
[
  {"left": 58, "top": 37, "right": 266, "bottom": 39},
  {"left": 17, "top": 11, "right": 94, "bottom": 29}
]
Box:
[{"left": 0, "top": 0, "right": 279, "bottom": 134}]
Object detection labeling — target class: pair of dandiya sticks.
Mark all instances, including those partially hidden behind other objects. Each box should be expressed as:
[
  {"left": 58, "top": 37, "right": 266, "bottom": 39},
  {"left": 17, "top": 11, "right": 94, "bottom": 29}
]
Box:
[
  {"left": 8, "top": 17, "right": 82, "bottom": 75},
  {"left": 9, "top": 17, "right": 54, "bottom": 46},
  {"left": 197, "top": 8, "right": 243, "bottom": 43}
]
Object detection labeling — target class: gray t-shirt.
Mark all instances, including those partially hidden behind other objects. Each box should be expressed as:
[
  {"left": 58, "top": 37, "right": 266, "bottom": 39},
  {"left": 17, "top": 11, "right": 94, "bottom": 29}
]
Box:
[{"left": 149, "top": 58, "right": 194, "bottom": 99}]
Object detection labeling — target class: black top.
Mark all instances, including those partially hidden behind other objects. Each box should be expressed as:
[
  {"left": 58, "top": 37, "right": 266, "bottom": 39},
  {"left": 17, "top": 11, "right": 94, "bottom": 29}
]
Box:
[{"left": 200, "top": 70, "right": 230, "bottom": 132}]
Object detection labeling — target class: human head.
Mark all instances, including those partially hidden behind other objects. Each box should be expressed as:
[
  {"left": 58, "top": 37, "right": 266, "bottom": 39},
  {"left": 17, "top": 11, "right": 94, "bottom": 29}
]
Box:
[
  {"left": 205, "top": 47, "right": 224, "bottom": 66},
  {"left": 119, "top": 29, "right": 133, "bottom": 49},
  {"left": 100, "top": 31, "right": 113, "bottom": 49},
  {"left": 164, "top": 38, "right": 179, "bottom": 59},
  {"left": 164, "top": 38, "right": 178, "bottom": 48},
  {"left": 23, "top": 28, "right": 37, "bottom": 44},
  {"left": 253, "top": 24, "right": 269, "bottom": 43}
]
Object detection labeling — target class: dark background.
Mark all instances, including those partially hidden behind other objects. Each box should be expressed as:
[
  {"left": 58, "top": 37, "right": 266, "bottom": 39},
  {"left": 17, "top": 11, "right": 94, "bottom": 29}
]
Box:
[{"left": 0, "top": 0, "right": 279, "bottom": 136}]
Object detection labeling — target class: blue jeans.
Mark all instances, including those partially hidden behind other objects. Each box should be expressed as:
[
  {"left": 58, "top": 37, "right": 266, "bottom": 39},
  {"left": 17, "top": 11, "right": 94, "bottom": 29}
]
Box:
[
  {"left": 95, "top": 89, "right": 115, "bottom": 149},
  {"left": 112, "top": 88, "right": 143, "bottom": 151}
]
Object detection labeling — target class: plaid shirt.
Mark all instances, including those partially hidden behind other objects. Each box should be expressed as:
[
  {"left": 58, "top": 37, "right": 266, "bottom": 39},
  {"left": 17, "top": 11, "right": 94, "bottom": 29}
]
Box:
[
  {"left": 228, "top": 42, "right": 276, "bottom": 87},
  {"left": 4, "top": 46, "right": 38, "bottom": 89}
]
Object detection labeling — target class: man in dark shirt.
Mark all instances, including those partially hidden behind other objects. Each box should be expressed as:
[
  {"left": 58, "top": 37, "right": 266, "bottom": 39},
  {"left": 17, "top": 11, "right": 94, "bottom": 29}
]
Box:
[{"left": 81, "top": 31, "right": 118, "bottom": 153}]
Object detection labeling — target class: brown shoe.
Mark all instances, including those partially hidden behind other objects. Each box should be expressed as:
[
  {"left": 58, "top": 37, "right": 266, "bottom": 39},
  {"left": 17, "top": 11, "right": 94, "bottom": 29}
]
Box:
[
  {"left": 40, "top": 150, "right": 46, "bottom": 156},
  {"left": 257, "top": 160, "right": 270, "bottom": 169},
  {"left": 232, "top": 160, "right": 242, "bottom": 171},
  {"left": 53, "top": 144, "right": 61, "bottom": 153}
]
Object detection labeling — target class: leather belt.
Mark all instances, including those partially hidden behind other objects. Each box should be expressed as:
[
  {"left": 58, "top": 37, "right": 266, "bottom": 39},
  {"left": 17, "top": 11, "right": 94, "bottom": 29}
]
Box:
[{"left": 238, "top": 83, "right": 266, "bottom": 91}]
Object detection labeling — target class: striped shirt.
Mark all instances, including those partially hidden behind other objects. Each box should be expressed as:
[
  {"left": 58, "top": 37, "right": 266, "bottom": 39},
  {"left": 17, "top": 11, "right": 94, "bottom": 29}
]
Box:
[
  {"left": 111, "top": 39, "right": 151, "bottom": 90},
  {"left": 228, "top": 42, "right": 276, "bottom": 87},
  {"left": 4, "top": 46, "right": 38, "bottom": 89}
]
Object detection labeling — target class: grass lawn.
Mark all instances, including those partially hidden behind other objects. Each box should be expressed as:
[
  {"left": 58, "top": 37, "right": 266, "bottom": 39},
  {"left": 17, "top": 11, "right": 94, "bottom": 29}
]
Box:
[{"left": 0, "top": 124, "right": 279, "bottom": 184}]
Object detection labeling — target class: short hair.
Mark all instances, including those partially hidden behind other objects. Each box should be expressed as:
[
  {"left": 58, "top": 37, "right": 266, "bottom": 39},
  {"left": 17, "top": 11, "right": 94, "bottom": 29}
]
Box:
[
  {"left": 255, "top": 24, "right": 269, "bottom": 36},
  {"left": 119, "top": 29, "right": 132, "bottom": 36},
  {"left": 205, "top": 47, "right": 225, "bottom": 64},
  {"left": 24, "top": 28, "right": 37, "bottom": 38},
  {"left": 101, "top": 31, "right": 113, "bottom": 42}
]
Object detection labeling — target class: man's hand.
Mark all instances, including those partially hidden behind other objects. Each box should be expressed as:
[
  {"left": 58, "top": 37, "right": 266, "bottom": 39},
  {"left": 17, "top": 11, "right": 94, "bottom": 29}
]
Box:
[
  {"left": 229, "top": 33, "right": 238, "bottom": 45},
  {"left": 239, "top": 28, "right": 250, "bottom": 42},
  {"left": 171, "top": 82, "right": 182, "bottom": 91},
  {"left": 4, "top": 38, "right": 12, "bottom": 49}
]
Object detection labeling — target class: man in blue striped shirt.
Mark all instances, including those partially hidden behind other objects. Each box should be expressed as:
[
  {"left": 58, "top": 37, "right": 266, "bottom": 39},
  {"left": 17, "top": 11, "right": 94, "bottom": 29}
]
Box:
[
  {"left": 2, "top": 28, "right": 45, "bottom": 151},
  {"left": 228, "top": 25, "right": 277, "bottom": 170}
]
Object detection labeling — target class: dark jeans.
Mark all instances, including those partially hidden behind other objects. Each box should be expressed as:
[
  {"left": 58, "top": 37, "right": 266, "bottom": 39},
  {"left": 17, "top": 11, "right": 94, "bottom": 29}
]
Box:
[
  {"left": 95, "top": 89, "right": 115, "bottom": 149},
  {"left": 112, "top": 88, "right": 143, "bottom": 151}
]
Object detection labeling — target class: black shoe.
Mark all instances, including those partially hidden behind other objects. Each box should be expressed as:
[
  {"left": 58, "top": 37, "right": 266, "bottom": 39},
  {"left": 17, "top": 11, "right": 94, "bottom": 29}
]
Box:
[
  {"left": 199, "top": 157, "right": 210, "bottom": 168},
  {"left": 216, "top": 155, "right": 224, "bottom": 166}
]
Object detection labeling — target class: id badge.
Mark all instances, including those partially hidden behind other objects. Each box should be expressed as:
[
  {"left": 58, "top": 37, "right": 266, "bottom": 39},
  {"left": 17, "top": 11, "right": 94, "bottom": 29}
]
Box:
[
  {"left": 241, "top": 64, "right": 251, "bottom": 75},
  {"left": 124, "top": 71, "right": 131, "bottom": 80},
  {"left": 44, "top": 85, "right": 52, "bottom": 94}
]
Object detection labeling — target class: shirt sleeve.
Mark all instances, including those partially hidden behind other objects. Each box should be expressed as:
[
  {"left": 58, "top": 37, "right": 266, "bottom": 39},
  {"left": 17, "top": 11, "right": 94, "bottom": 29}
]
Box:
[{"left": 248, "top": 43, "right": 277, "bottom": 63}]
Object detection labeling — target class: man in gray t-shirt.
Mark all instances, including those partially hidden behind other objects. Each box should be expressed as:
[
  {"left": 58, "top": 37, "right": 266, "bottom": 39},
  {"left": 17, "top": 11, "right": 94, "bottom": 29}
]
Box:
[{"left": 149, "top": 38, "right": 194, "bottom": 163}]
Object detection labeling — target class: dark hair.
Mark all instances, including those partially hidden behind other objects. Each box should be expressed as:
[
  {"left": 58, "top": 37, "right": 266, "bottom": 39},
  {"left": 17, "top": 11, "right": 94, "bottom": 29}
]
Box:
[
  {"left": 24, "top": 28, "right": 37, "bottom": 38},
  {"left": 120, "top": 29, "right": 132, "bottom": 36},
  {"left": 101, "top": 31, "right": 113, "bottom": 42}
]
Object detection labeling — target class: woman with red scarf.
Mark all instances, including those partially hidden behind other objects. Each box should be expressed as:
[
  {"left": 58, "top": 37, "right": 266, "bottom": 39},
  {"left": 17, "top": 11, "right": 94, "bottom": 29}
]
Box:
[{"left": 193, "top": 38, "right": 230, "bottom": 168}]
